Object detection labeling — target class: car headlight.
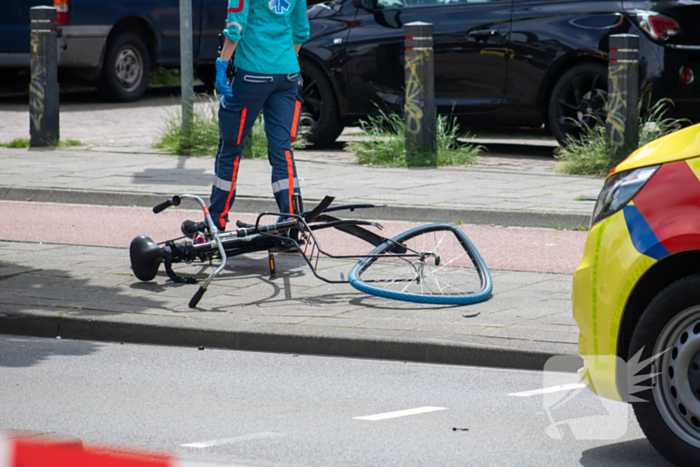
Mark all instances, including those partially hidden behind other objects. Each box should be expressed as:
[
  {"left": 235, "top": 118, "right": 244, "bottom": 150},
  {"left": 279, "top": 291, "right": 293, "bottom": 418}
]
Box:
[{"left": 591, "top": 165, "right": 660, "bottom": 227}]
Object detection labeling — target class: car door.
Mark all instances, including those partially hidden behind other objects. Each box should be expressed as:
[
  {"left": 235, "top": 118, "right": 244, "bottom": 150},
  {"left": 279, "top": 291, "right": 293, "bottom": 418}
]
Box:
[{"left": 344, "top": 0, "right": 512, "bottom": 117}]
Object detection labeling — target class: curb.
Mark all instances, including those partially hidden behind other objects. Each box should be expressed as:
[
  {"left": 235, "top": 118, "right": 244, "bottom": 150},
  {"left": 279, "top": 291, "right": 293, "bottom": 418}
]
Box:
[
  {"left": 0, "top": 311, "right": 582, "bottom": 373},
  {"left": 0, "top": 186, "right": 592, "bottom": 229}
]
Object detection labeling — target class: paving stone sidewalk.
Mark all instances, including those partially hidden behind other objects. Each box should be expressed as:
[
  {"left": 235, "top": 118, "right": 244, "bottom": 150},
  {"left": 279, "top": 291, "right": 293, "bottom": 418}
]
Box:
[
  {"left": 0, "top": 146, "right": 602, "bottom": 228},
  {"left": 0, "top": 241, "right": 578, "bottom": 369}
]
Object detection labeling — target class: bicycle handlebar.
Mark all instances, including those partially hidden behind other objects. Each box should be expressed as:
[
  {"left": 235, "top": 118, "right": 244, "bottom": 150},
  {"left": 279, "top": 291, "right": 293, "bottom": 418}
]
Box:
[{"left": 153, "top": 196, "right": 181, "bottom": 214}]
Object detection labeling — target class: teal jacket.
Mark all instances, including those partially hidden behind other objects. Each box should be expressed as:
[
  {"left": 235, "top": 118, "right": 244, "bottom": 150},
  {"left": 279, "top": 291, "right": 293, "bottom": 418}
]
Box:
[{"left": 223, "top": 0, "right": 310, "bottom": 75}]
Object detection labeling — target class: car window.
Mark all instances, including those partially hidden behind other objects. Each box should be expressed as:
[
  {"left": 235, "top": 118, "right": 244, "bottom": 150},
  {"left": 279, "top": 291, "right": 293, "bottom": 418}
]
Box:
[{"left": 376, "top": 0, "right": 499, "bottom": 9}]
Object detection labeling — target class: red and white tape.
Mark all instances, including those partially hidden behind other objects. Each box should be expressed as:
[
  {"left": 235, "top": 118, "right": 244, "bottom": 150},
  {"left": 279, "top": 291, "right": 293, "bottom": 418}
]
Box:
[{"left": 0, "top": 433, "right": 220, "bottom": 467}]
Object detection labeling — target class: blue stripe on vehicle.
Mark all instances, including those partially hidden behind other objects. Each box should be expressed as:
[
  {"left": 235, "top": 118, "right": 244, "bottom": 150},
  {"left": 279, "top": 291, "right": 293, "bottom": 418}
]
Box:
[{"left": 623, "top": 205, "right": 670, "bottom": 260}]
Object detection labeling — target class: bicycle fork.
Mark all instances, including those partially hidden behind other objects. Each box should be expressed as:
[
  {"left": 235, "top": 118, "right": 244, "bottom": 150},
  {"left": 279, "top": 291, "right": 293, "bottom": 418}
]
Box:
[
  {"left": 153, "top": 194, "right": 227, "bottom": 308},
  {"left": 184, "top": 195, "right": 227, "bottom": 307}
]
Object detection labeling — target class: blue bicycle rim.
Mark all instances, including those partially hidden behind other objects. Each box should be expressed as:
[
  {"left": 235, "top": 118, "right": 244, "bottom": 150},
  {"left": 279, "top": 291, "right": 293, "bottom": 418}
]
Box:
[{"left": 348, "top": 223, "right": 492, "bottom": 305}]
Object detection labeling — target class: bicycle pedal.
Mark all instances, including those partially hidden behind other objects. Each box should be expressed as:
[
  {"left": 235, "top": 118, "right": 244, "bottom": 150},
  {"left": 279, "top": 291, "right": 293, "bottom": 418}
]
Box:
[{"left": 268, "top": 251, "right": 277, "bottom": 278}]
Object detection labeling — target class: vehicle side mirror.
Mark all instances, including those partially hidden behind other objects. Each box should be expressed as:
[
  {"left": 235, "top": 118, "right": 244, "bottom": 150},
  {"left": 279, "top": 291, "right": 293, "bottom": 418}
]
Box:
[{"left": 352, "top": 0, "right": 377, "bottom": 10}]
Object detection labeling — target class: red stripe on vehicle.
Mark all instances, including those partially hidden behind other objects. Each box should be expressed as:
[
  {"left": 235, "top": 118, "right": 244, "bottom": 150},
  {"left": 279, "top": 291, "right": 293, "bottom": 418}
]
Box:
[
  {"left": 290, "top": 100, "right": 301, "bottom": 142},
  {"left": 237, "top": 108, "right": 247, "bottom": 145},
  {"left": 219, "top": 157, "right": 240, "bottom": 229},
  {"left": 633, "top": 161, "right": 700, "bottom": 254},
  {"left": 228, "top": 0, "right": 244, "bottom": 13},
  {"left": 285, "top": 151, "right": 294, "bottom": 214}
]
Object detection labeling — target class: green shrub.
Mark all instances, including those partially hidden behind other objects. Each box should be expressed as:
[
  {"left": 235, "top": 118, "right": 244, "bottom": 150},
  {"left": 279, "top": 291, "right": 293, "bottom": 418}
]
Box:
[
  {"left": 154, "top": 97, "right": 220, "bottom": 156},
  {"left": 55, "top": 139, "right": 83, "bottom": 148},
  {"left": 345, "top": 110, "right": 482, "bottom": 167},
  {"left": 555, "top": 98, "right": 690, "bottom": 176}
]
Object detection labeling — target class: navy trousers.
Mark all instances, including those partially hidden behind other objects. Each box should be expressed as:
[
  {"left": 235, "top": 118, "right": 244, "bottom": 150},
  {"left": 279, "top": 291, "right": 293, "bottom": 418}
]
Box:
[{"left": 209, "top": 68, "right": 302, "bottom": 229}]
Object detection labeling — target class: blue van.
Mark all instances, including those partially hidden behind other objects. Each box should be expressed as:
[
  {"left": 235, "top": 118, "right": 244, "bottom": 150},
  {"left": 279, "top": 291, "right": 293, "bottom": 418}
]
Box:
[{"left": 0, "top": 0, "right": 227, "bottom": 101}]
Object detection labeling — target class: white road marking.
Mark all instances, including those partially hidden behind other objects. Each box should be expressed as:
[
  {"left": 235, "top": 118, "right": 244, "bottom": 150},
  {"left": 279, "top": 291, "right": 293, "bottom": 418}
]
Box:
[
  {"left": 354, "top": 406, "right": 447, "bottom": 421},
  {"left": 181, "top": 432, "right": 283, "bottom": 448},
  {"left": 508, "top": 383, "right": 586, "bottom": 397}
]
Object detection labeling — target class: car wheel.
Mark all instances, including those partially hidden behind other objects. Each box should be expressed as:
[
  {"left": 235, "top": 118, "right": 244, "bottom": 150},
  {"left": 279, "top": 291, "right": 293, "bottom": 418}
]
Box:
[
  {"left": 548, "top": 62, "right": 607, "bottom": 145},
  {"left": 99, "top": 32, "right": 151, "bottom": 102},
  {"left": 299, "top": 59, "right": 343, "bottom": 149},
  {"left": 628, "top": 274, "right": 700, "bottom": 467}
]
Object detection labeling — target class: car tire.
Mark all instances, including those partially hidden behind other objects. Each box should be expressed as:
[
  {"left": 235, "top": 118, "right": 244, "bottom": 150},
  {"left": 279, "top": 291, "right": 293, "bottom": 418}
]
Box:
[
  {"left": 628, "top": 274, "right": 700, "bottom": 467},
  {"left": 299, "top": 59, "right": 343, "bottom": 149},
  {"left": 99, "top": 32, "right": 151, "bottom": 102},
  {"left": 548, "top": 62, "right": 607, "bottom": 145}
]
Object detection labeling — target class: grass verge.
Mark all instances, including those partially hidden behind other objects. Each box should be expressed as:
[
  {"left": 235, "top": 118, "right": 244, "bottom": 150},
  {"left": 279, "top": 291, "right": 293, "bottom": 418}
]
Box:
[
  {"left": 555, "top": 98, "right": 690, "bottom": 176},
  {"left": 0, "top": 138, "right": 30, "bottom": 148},
  {"left": 344, "top": 110, "right": 483, "bottom": 167},
  {"left": 0, "top": 138, "right": 83, "bottom": 148}
]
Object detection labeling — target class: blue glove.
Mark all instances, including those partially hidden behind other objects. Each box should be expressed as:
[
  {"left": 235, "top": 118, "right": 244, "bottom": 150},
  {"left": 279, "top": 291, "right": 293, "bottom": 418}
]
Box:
[{"left": 215, "top": 58, "right": 233, "bottom": 98}]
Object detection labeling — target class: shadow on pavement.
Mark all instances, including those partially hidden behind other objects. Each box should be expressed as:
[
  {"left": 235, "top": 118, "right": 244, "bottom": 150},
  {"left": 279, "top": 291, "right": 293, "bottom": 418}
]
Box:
[
  {"left": 0, "top": 334, "right": 100, "bottom": 369},
  {"left": 579, "top": 438, "right": 671, "bottom": 466},
  {"left": 481, "top": 143, "right": 556, "bottom": 159},
  {"left": 0, "top": 258, "right": 170, "bottom": 319}
]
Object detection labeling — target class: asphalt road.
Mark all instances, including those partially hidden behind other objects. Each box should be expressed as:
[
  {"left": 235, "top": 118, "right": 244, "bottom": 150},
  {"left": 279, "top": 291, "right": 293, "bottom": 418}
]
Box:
[{"left": 0, "top": 335, "right": 670, "bottom": 466}]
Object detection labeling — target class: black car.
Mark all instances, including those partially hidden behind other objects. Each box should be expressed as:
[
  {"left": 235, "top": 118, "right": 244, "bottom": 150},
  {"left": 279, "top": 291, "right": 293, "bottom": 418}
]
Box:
[{"left": 298, "top": 0, "right": 700, "bottom": 147}]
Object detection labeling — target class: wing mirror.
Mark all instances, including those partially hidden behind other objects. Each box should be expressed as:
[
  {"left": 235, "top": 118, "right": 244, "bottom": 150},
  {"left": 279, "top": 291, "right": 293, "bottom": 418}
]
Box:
[{"left": 352, "top": 0, "right": 377, "bottom": 10}]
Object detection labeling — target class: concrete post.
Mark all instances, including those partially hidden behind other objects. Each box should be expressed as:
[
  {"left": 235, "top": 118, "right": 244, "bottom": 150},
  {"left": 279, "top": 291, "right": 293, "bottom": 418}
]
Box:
[
  {"left": 606, "top": 34, "right": 639, "bottom": 165},
  {"left": 29, "top": 6, "right": 60, "bottom": 147},
  {"left": 179, "top": 0, "right": 195, "bottom": 138},
  {"left": 404, "top": 22, "right": 436, "bottom": 167}
]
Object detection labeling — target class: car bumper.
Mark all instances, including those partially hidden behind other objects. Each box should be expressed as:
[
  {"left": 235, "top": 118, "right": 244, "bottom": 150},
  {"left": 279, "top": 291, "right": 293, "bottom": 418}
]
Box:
[{"left": 572, "top": 208, "right": 657, "bottom": 401}]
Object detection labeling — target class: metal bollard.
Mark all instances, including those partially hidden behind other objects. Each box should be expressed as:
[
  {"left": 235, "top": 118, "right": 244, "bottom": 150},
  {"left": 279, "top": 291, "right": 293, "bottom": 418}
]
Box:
[
  {"left": 606, "top": 34, "right": 639, "bottom": 165},
  {"left": 404, "top": 22, "right": 436, "bottom": 167},
  {"left": 179, "top": 0, "right": 195, "bottom": 138},
  {"left": 29, "top": 6, "right": 60, "bottom": 147}
]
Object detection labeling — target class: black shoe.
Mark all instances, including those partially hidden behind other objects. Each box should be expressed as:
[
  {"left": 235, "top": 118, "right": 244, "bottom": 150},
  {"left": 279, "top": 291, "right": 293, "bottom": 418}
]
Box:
[
  {"left": 181, "top": 220, "right": 225, "bottom": 238},
  {"left": 181, "top": 220, "right": 208, "bottom": 238}
]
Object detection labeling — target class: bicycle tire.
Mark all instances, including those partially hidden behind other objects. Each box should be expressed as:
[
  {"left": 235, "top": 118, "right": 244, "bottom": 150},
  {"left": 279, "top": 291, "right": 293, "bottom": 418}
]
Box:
[{"left": 348, "top": 223, "right": 492, "bottom": 305}]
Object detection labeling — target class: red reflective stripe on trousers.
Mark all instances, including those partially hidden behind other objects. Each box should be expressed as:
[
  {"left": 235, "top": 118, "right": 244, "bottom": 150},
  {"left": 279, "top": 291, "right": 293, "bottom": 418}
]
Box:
[
  {"left": 237, "top": 108, "right": 247, "bottom": 145},
  {"left": 285, "top": 150, "right": 294, "bottom": 214},
  {"left": 290, "top": 100, "right": 301, "bottom": 142},
  {"left": 219, "top": 157, "right": 240, "bottom": 229}
]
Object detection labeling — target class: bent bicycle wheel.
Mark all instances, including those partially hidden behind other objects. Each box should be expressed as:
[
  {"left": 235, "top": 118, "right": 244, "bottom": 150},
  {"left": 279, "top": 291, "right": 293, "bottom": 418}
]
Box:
[{"left": 349, "top": 223, "right": 492, "bottom": 305}]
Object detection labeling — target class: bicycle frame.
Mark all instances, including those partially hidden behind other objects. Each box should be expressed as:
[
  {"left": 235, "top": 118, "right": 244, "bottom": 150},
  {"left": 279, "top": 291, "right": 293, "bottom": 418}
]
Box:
[
  {"left": 131, "top": 194, "right": 414, "bottom": 307},
  {"left": 130, "top": 194, "right": 493, "bottom": 308}
]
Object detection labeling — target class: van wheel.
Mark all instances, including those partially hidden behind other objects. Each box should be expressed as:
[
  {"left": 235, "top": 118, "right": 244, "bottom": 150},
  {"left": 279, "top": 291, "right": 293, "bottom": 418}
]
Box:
[
  {"left": 99, "top": 32, "right": 151, "bottom": 102},
  {"left": 628, "top": 274, "right": 700, "bottom": 467}
]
